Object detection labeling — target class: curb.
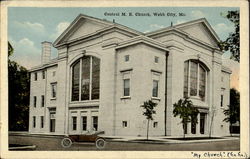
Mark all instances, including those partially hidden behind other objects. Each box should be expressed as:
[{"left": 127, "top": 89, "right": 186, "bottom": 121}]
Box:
[
  {"left": 9, "top": 133, "right": 64, "bottom": 139},
  {"left": 9, "top": 145, "right": 37, "bottom": 150},
  {"left": 107, "top": 139, "right": 169, "bottom": 144},
  {"left": 107, "top": 137, "right": 239, "bottom": 144}
]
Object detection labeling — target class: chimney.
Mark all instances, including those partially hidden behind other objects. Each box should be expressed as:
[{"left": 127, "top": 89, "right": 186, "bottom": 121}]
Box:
[{"left": 41, "top": 41, "right": 52, "bottom": 64}]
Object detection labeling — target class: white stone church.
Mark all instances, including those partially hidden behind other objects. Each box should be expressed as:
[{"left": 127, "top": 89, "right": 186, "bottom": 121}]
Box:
[{"left": 29, "top": 14, "right": 231, "bottom": 137}]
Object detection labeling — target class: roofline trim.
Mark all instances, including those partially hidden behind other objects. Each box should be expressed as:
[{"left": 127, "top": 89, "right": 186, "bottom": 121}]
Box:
[
  {"left": 146, "top": 18, "right": 221, "bottom": 43},
  {"left": 53, "top": 14, "right": 142, "bottom": 47},
  {"left": 29, "top": 62, "right": 58, "bottom": 72},
  {"left": 115, "top": 35, "right": 169, "bottom": 51}
]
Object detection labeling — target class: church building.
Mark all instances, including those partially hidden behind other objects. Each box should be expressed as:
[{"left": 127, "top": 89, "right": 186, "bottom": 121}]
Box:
[{"left": 29, "top": 14, "right": 231, "bottom": 136}]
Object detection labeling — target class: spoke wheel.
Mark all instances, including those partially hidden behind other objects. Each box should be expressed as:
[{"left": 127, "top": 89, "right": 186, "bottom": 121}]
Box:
[
  {"left": 95, "top": 138, "right": 106, "bottom": 149},
  {"left": 61, "top": 138, "right": 72, "bottom": 148}
]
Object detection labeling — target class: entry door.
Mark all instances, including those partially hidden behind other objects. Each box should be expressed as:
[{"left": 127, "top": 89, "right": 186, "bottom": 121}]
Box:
[
  {"left": 50, "top": 112, "right": 56, "bottom": 132},
  {"left": 92, "top": 116, "right": 98, "bottom": 131},
  {"left": 50, "top": 119, "right": 55, "bottom": 132},
  {"left": 200, "top": 113, "right": 206, "bottom": 134}
]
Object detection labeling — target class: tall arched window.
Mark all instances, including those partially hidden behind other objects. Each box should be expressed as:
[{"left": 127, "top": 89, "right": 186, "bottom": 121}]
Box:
[
  {"left": 71, "top": 56, "right": 100, "bottom": 101},
  {"left": 184, "top": 60, "right": 207, "bottom": 101}
]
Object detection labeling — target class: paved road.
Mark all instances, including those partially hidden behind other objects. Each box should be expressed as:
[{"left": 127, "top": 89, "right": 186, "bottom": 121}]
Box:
[
  {"left": 9, "top": 135, "right": 240, "bottom": 151},
  {"left": 72, "top": 140, "right": 240, "bottom": 151}
]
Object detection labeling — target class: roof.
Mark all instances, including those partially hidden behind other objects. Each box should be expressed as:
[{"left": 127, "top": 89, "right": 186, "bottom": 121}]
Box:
[
  {"left": 146, "top": 18, "right": 221, "bottom": 43},
  {"left": 29, "top": 58, "right": 58, "bottom": 72},
  {"left": 31, "top": 15, "right": 223, "bottom": 72},
  {"left": 53, "top": 13, "right": 143, "bottom": 47}
]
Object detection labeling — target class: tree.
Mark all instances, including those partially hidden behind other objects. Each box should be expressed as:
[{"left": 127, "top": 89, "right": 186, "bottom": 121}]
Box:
[
  {"left": 8, "top": 42, "right": 30, "bottom": 131},
  {"left": 173, "top": 98, "right": 199, "bottom": 138},
  {"left": 141, "top": 100, "right": 157, "bottom": 140},
  {"left": 219, "top": 10, "right": 240, "bottom": 62},
  {"left": 223, "top": 88, "right": 240, "bottom": 135}
]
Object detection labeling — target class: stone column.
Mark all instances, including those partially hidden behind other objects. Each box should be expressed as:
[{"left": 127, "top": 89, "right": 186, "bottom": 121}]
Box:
[
  {"left": 187, "top": 122, "right": 191, "bottom": 135},
  {"left": 197, "top": 113, "right": 200, "bottom": 135},
  {"left": 77, "top": 111, "right": 81, "bottom": 134}
]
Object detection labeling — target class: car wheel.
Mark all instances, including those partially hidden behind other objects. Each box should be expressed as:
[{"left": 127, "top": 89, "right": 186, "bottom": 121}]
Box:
[
  {"left": 95, "top": 138, "right": 106, "bottom": 149},
  {"left": 61, "top": 138, "right": 72, "bottom": 148}
]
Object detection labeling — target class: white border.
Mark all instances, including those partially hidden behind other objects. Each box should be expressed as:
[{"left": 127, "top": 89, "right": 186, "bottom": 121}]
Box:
[{"left": 0, "top": 0, "right": 249, "bottom": 158}]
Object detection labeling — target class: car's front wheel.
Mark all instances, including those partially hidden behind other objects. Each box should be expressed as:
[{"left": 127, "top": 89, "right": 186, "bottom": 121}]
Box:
[
  {"left": 95, "top": 138, "right": 106, "bottom": 149},
  {"left": 61, "top": 137, "right": 72, "bottom": 148}
]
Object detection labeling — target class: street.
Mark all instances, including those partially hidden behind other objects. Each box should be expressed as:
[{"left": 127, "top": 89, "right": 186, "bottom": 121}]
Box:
[
  {"left": 9, "top": 135, "right": 240, "bottom": 151},
  {"left": 70, "top": 140, "right": 240, "bottom": 151}
]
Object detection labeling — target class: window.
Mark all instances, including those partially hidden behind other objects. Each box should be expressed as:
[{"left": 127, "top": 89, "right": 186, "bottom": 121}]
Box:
[
  {"left": 92, "top": 116, "right": 98, "bottom": 131},
  {"left": 154, "top": 56, "right": 159, "bottom": 63},
  {"left": 33, "top": 116, "right": 36, "bottom": 128},
  {"left": 122, "top": 121, "right": 127, "bottom": 128},
  {"left": 51, "top": 83, "right": 57, "bottom": 98},
  {"left": 125, "top": 55, "right": 129, "bottom": 62},
  {"left": 34, "top": 96, "right": 37, "bottom": 107},
  {"left": 123, "top": 79, "right": 130, "bottom": 96},
  {"left": 41, "top": 116, "right": 44, "bottom": 128},
  {"left": 91, "top": 57, "right": 100, "bottom": 100},
  {"left": 200, "top": 113, "right": 206, "bottom": 134},
  {"left": 72, "top": 116, "right": 77, "bottom": 131},
  {"left": 82, "top": 116, "right": 87, "bottom": 131},
  {"left": 184, "top": 60, "right": 207, "bottom": 101},
  {"left": 52, "top": 71, "right": 56, "bottom": 76},
  {"left": 41, "top": 95, "right": 45, "bottom": 107},
  {"left": 42, "top": 71, "right": 46, "bottom": 79},
  {"left": 153, "top": 122, "right": 158, "bottom": 128},
  {"left": 72, "top": 60, "right": 80, "bottom": 101},
  {"left": 50, "top": 112, "right": 56, "bottom": 132},
  {"left": 71, "top": 56, "right": 100, "bottom": 101},
  {"left": 221, "top": 95, "right": 224, "bottom": 107},
  {"left": 34, "top": 72, "right": 37, "bottom": 81},
  {"left": 152, "top": 80, "right": 159, "bottom": 97}
]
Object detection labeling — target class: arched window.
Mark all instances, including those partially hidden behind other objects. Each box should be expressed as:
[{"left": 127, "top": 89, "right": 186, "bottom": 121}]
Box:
[
  {"left": 71, "top": 56, "right": 100, "bottom": 101},
  {"left": 184, "top": 60, "right": 207, "bottom": 101}
]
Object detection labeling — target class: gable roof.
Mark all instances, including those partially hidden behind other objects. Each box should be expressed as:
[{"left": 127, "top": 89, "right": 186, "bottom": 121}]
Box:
[
  {"left": 53, "top": 14, "right": 142, "bottom": 47},
  {"left": 146, "top": 18, "right": 221, "bottom": 46},
  {"left": 174, "top": 18, "right": 220, "bottom": 42},
  {"left": 53, "top": 14, "right": 221, "bottom": 51}
]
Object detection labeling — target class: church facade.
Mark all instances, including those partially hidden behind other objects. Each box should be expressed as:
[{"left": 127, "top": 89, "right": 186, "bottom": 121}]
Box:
[{"left": 29, "top": 14, "right": 231, "bottom": 136}]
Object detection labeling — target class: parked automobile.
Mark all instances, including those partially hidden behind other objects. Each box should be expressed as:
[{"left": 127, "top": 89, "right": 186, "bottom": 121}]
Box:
[{"left": 61, "top": 131, "right": 106, "bottom": 149}]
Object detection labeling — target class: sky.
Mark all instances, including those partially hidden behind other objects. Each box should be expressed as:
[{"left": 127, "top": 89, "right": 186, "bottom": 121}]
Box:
[{"left": 8, "top": 7, "right": 239, "bottom": 90}]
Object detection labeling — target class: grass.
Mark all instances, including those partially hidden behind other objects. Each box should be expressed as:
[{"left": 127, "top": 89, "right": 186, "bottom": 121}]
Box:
[
  {"left": 164, "top": 137, "right": 224, "bottom": 140},
  {"left": 132, "top": 139, "right": 167, "bottom": 142}
]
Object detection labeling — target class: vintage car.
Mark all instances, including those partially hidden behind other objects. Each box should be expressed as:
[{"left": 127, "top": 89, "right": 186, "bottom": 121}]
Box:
[{"left": 61, "top": 131, "right": 106, "bottom": 149}]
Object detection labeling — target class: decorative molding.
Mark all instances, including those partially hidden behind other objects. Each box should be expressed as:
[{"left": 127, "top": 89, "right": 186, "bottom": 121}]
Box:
[
  {"left": 120, "top": 68, "right": 133, "bottom": 73},
  {"left": 151, "top": 69, "right": 162, "bottom": 74}
]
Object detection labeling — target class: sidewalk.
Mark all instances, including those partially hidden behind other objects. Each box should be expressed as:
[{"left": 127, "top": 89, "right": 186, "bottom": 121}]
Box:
[
  {"left": 9, "top": 131, "right": 240, "bottom": 144},
  {"left": 101, "top": 134, "right": 240, "bottom": 144}
]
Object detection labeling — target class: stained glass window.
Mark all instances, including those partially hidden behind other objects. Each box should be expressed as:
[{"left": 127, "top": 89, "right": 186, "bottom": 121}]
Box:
[
  {"left": 71, "top": 56, "right": 100, "bottom": 101},
  {"left": 184, "top": 60, "right": 207, "bottom": 101},
  {"left": 184, "top": 61, "right": 189, "bottom": 98},
  {"left": 72, "top": 60, "right": 80, "bottom": 101},
  {"left": 81, "top": 57, "right": 90, "bottom": 100},
  {"left": 190, "top": 62, "right": 198, "bottom": 96},
  {"left": 199, "top": 65, "right": 206, "bottom": 101},
  {"left": 91, "top": 57, "right": 100, "bottom": 100}
]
